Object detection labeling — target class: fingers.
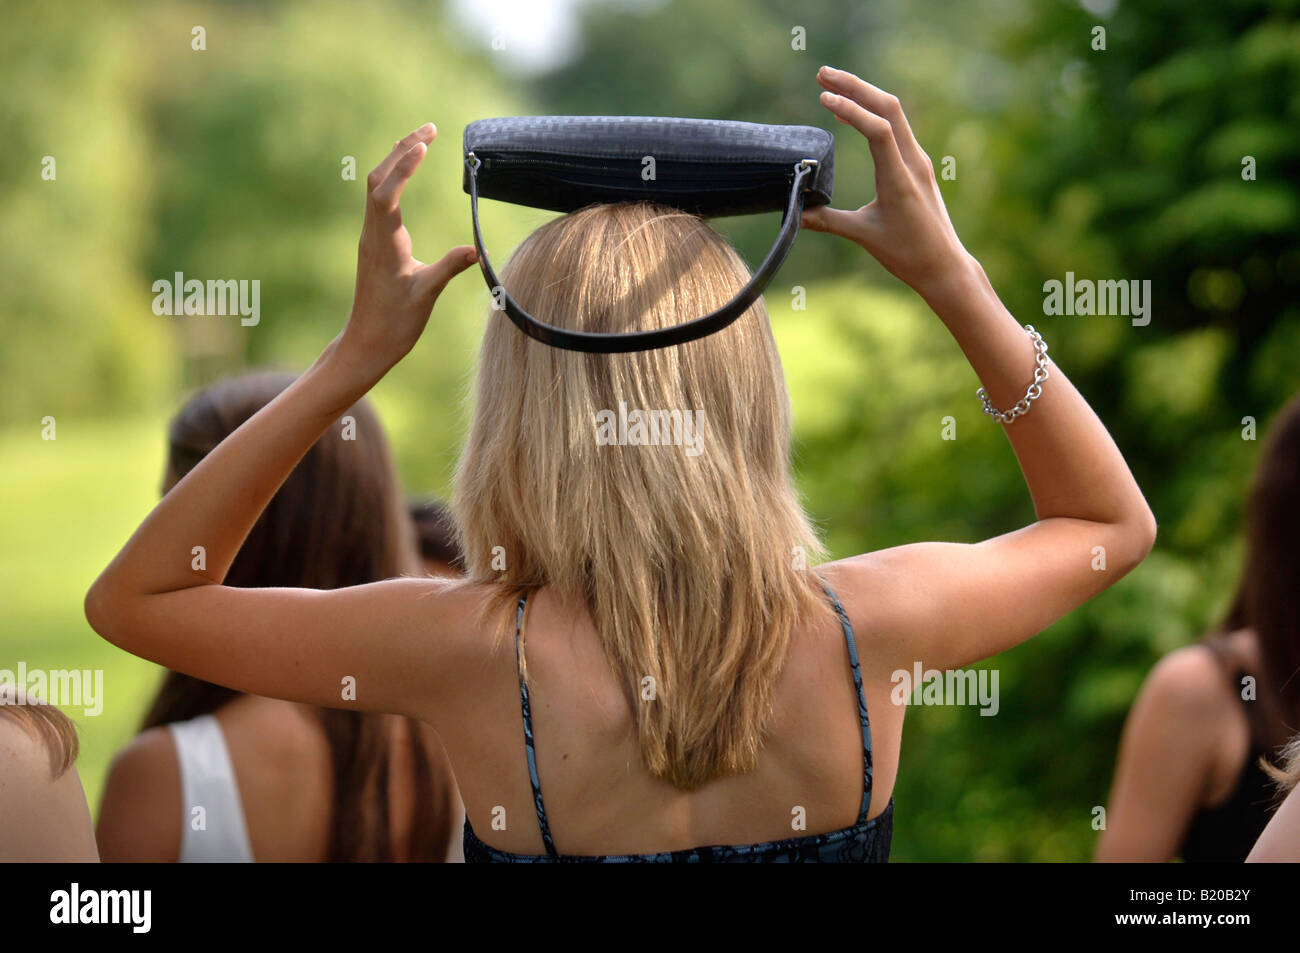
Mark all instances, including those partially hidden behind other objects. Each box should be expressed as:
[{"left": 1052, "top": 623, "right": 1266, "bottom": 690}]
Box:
[
  {"left": 367, "top": 123, "right": 436, "bottom": 196},
  {"left": 370, "top": 139, "right": 428, "bottom": 215},
  {"left": 412, "top": 245, "right": 479, "bottom": 301},
  {"left": 818, "top": 89, "right": 912, "bottom": 195},
  {"left": 817, "top": 67, "right": 931, "bottom": 177},
  {"left": 801, "top": 204, "right": 867, "bottom": 242}
]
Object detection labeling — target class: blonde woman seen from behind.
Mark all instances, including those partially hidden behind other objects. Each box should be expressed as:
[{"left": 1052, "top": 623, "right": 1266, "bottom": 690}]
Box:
[{"left": 85, "top": 67, "right": 1156, "bottom": 861}]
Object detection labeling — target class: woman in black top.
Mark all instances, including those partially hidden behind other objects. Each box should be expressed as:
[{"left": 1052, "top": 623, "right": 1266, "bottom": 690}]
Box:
[{"left": 1098, "top": 393, "right": 1300, "bottom": 861}]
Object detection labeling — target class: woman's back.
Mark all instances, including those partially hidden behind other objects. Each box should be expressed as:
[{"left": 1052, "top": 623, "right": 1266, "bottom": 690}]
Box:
[
  {"left": 102, "top": 697, "right": 333, "bottom": 861},
  {"left": 439, "top": 570, "right": 899, "bottom": 856},
  {"left": 86, "top": 81, "right": 1158, "bottom": 862},
  {"left": 191, "top": 696, "right": 333, "bottom": 860},
  {"left": 100, "top": 694, "right": 447, "bottom": 861}
]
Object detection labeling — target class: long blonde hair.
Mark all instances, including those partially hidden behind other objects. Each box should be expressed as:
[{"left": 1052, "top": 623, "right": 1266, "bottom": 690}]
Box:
[{"left": 453, "top": 202, "right": 833, "bottom": 789}]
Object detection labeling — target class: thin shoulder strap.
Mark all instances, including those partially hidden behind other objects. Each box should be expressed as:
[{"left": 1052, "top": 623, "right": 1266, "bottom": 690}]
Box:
[
  {"left": 169, "top": 715, "right": 255, "bottom": 863},
  {"left": 816, "top": 573, "right": 875, "bottom": 825},
  {"left": 514, "top": 593, "right": 558, "bottom": 858}
]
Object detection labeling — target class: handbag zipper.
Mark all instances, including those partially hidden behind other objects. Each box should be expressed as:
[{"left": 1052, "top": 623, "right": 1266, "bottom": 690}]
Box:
[{"left": 478, "top": 153, "right": 802, "bottom": 184}]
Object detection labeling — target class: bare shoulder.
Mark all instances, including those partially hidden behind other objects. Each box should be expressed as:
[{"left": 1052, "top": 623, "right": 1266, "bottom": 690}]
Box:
[
  {"left": 816, "top": 546, "right": 950, "bottom": 657},
  {"left": 108, "top": 725, "right": 180, "bottom": 780},
  {"left": 386, "top": 575, "right": 516, "bottom": 713},
  {"left": 1139, "top": 644, "right": 1236, "bottom": 719},
  {"left": 388, "top": 575, "right": 506, "bottom": 654},
  {"left": 0, "top": 717, "right": 99, "bottom": 862},
  {"left": 95, "top": 726, "right": 182, "bottom": 862},
  {"left": 819, "top": 547, "right": 928, "bottom": 620},
  {"left": 1149, "top": 639, "right": 1237, "bottom": 707}
]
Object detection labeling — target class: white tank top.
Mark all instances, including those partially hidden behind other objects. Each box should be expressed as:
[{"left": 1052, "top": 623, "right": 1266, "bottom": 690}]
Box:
[{"left": 168, "top": 714, "right": 254, "bottom": 863}]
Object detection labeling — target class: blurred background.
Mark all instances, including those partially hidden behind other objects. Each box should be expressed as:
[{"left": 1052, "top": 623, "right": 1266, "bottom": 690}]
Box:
[{"left": 2, "top": 0, "right": 1297, "bottom": 860}]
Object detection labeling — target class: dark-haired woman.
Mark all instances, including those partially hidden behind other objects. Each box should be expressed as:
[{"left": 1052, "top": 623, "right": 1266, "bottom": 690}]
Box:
[
  {"left": 1098, "top": 393, "right": 1300, "bottom": 862},
  {"left": 96, "top": 372, "right": 462, "bottom": 862}
]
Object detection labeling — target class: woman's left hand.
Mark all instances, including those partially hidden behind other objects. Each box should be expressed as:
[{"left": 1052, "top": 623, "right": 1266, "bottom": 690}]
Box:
[
  {"left": 339, "top": 122, "right": 479, "bottom": 378},
  {"left": 800, "top": 68, "right": 970, "bottom": 303}
]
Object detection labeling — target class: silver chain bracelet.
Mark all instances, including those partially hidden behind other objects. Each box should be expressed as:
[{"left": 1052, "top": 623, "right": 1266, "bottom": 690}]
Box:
[{"left": 977, "top": 324, "right": 1050, "bottom": 424}]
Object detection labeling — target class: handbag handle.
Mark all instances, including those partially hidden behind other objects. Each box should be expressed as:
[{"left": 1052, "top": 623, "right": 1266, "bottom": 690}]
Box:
[{"left": 465, "top": 154, "right": 819, "bottom": 353}]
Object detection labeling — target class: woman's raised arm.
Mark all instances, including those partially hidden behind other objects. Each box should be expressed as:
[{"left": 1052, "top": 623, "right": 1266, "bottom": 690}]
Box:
[
  {"left": 85, "top": 124, "right": 482, "bottom": 719},
  {"left": 809, "top": 67, "right": 1157, "bottom": 673}
]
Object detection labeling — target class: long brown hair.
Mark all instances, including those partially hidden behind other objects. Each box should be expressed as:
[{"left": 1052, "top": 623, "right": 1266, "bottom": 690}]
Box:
[
  {"left": 1212, "top": 392, "right": 1300, "bottom": 741},
  {"left": 141, "top": 371, "right": 456, "bottom": 862},
  {"left": 453, "top": 202, "right": 833, "bottom": 789}
]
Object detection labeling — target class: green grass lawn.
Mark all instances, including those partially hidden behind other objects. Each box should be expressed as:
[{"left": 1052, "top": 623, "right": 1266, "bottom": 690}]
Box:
[{"left": 0, "top": 411, "right": 173, "bottom": 819}]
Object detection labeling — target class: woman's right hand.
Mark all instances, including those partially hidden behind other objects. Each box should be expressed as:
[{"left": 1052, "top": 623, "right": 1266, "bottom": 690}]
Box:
[
  {"left": 340, "top": 123, "right": 478, "bottom": 382},
  {"left": 801, "top": 66, "right": 973, "bottom": 301}
]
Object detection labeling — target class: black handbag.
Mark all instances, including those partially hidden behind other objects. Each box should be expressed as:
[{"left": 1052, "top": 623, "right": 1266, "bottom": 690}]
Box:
[{"left": 463, "top": 116, "right": 835, "bottom": 353}]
